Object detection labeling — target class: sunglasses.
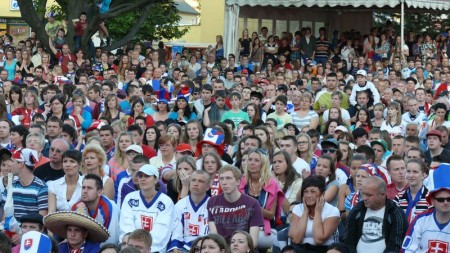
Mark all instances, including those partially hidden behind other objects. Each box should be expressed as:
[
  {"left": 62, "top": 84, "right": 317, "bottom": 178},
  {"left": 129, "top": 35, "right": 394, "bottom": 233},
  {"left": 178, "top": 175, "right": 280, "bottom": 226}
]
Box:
[
  {"left": 322, "top": 148, "right": 337, "bottom": 154},
  {"left": 434, "top": 197, "right": 450, "bottom": 203}
]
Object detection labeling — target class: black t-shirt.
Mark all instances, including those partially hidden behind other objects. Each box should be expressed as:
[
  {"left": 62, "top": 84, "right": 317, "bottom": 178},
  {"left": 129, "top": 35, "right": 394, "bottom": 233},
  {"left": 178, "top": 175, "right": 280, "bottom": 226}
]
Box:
[{"left": 33, "top": 162, "right": 65, "bottom": 182}]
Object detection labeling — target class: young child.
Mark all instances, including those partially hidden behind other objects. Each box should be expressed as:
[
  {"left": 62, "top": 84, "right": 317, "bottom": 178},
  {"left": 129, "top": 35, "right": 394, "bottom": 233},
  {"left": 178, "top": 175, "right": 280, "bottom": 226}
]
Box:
[
  {"left": 220, "top": 91, "right": 250, "bottom": 127},
  {"left": 73, "top": 12, "right": 88, "bottom": 51},
  {"left": 66, "top": 61, "right": 76, "bottom": 83},
  {"left": 267, "top": 95, "right": 293, "bottom": 129},
  {"left": 203, "top": 90, "right": 229, "bottom": 127},
  {"left": 53, "top": 28, "right": 67, "bottom": 50}
]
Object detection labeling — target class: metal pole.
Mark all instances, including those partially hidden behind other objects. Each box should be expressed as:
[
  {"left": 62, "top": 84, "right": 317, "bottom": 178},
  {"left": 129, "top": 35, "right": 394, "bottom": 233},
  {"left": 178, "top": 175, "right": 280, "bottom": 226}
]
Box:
[{"left": 401, "top": 0, "right": 404, "bottom": 62}]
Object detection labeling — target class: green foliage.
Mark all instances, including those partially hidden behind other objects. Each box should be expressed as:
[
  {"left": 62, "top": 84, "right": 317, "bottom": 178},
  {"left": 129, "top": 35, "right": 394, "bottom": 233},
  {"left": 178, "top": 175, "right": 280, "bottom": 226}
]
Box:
[
  {"left": 373, "top": 11, "right": 448, "bottom": 36},
  {"left": 107, "top": 2, "right": 189, "bottom": 43}
]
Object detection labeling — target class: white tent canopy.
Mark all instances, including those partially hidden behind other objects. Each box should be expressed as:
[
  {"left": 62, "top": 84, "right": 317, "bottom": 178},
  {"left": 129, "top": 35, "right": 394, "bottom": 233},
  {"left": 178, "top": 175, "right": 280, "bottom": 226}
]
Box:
[
  {"left": 225, "top": 0, "right": 450, "bottom": 9},
  {"left": 224, "top": 0, "right": 450, "bottom": 57}
]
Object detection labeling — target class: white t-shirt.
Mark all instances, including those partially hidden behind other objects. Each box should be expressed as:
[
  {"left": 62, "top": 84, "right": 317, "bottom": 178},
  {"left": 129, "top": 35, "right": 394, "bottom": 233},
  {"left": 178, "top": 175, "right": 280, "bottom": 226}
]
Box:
[
  {"left": 292, "top": 202, "right": 340, "bottom": 246},
  {"left": 292, "top": 157, "right": 311, "bottom": 173},
  {"left": 357, "top": 206, "right": 386, "bottom": 253}
]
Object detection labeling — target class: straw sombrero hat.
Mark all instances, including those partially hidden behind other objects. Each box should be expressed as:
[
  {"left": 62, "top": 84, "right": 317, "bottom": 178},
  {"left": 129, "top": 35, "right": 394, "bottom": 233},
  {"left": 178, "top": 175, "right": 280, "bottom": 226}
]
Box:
[{"left": 43, "top": 211, "right": 110, "bottom": 243}]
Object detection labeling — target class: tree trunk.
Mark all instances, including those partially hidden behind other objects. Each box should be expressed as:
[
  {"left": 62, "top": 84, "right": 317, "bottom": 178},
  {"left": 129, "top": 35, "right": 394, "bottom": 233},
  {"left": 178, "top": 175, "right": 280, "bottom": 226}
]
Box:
[{"left": 18, "top": 0, "right": 153, "bottom": 56}]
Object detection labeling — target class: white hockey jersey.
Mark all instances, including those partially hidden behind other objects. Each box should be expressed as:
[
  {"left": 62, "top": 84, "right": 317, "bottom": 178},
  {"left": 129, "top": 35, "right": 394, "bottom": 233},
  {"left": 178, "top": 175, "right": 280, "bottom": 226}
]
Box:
[
  {"left": 120, "top": 191, "right": 175, "bottom": 253},
  {"left": 168, "top": 195, "right": 210, "bottom": 251},
  {"left": 401, "top": 209, "right": 450, "bottom": 253}
]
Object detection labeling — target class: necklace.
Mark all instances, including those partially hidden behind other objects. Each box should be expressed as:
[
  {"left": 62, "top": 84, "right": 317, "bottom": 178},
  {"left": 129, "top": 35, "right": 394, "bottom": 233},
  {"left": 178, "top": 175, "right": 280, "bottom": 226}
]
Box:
[{"left": 250, "top": 180, "right": 261, "bottom": 197}]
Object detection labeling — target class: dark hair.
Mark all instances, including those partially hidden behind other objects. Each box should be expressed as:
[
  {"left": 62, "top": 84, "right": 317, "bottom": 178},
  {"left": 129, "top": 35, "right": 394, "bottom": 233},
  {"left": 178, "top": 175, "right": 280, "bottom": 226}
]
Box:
[
  {"left": 386, "top": 154, "right": 404, "bottom": 171},
  {"left": 327, "top": 242, "right": 351, "bottom": 253},
  {"left": 62, "top": 124, "right": 78, "bottom": 142},
  {"left": 99, "top": 125, "right": 114, "bottom": 136},
  {"left": 0, "top": 232, "right": 12, "bottom": 253},
  {"left": 132, "top": 154, "right": 149, "bottom": 164},
  {"left": 273, "top": 150, "right": 297, "bottom": 193},
  {"left": 130, "top": 99, "right": 145, "bottom": 118},
  {"left": 143, "top": 126, "right": 161, "bottom": 151},
  {"left": 83, "top": 173, "right": 103, "bottom": 190},
  {"left": 10, "top": 125, "right": 29, "bottom": 147},
  {"left": 355, "top": 145, "right": 375, "bottom": 162},
  {"left": 62, "top": 150, "right": 82, "bottom": 164},
  {"left": 9, "top": 85, "right": 23, "bottom": 104},
  {"left": 245, "top": 135, "right": 262, "bottom": 148},
  {"left": 299, "top": 175, "right": 326, "bottom": 202},
  {"left": 128, "top": 124, "right": 143, "bottom": 136},
  {"left": 99, "top": 243, "right": 120, "bottom": 253}
]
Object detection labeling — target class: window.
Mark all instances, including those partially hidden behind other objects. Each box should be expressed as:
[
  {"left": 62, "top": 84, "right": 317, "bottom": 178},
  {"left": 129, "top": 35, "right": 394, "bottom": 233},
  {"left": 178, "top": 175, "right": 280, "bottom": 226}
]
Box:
[
  {"left": 289, "top": 21, "right": 300, "bottom": 35},
  {"left": 261, "top": 19, "right": 273, "bottom": 35},
  {"left": 314, "top": 22, "right": 325, "bottom": 37},
  {"left": 275, "top": 20, "right": 287, "bottom": 38}
]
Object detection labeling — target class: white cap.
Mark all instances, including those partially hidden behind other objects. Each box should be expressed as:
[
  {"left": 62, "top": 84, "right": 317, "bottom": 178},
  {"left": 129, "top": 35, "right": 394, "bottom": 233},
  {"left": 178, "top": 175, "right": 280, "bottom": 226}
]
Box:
[
  {"left": 335, "top": 125, "right": 348, "bottom": 133},
  {"left": 356, "top": 70, "right": 367, "bottom": 77},
  {"left": 125, "top": 144, "right": 143, "bottom": 154},
  {"left": 137, "top": 164, "right": 159, "bottom": 178}
]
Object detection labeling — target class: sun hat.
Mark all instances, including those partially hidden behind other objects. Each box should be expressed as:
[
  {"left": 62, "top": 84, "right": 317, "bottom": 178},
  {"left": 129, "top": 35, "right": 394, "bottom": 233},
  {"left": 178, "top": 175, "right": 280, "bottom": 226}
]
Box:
[
  {"left": 196, "top": 128, "right": 225, "bottom": 156},
  {"left": 43, "top": 210, "right": 110, "bottom": 243}
]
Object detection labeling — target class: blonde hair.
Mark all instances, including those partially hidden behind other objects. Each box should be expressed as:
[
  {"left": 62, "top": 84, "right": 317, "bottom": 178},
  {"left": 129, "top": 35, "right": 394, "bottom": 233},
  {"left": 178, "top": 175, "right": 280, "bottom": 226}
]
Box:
[
  {"left": 172, "top": 156, "right": 197, "bottom": 193},
  {"left": 296, "top": 133, "right": 314, "bottom": 163},
  {"left": 81, "top": 143, "right": 107, "bottom": 176},
  {"left": 387, "top": 101, "right": 402, "bottom": 126},
  {"left": 113, "top": 131, "right": 134, "bottom": 168},
  {"left": 245, "top": 149, "right": 271, "bottom": 186}
]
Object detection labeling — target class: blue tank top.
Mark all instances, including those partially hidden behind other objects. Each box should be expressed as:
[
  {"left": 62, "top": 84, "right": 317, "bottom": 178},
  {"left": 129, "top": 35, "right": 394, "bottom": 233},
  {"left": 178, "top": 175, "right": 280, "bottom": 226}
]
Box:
[{"left": 4, "top": 59, "right": 16, "bottom": 80}]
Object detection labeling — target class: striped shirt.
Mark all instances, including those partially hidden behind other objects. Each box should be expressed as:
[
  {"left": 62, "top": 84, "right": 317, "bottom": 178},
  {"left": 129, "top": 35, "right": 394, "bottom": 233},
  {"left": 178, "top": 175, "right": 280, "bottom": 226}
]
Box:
[
  {"left": 393, "top": 186, "right": 430, "bottom": 223},
  {"left": 1, "top": 177, "right": 48, "bottom": 220},
  {"left": 315, "top": 37, "right": 330, "bottom": 58},
  {"left": 291, "top": 110, "right": 318, "bottom": 130}
]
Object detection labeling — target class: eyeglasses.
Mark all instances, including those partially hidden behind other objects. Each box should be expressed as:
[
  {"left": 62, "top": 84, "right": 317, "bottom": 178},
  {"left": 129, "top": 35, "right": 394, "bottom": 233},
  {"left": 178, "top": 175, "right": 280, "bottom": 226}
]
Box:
[
  {"left": 434, "top": 197, "right": 450, "bottom": 203},
  {"left": 322, "top": 148, "right": 337, "bottom": 154}
]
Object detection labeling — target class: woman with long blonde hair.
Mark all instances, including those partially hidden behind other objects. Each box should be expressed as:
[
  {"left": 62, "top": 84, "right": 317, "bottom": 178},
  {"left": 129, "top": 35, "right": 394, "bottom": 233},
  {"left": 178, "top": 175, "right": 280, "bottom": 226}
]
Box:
[
  {"left": 239, "top": 149, "right": 284, "bottom": 252},
  {"left": 108, "top": 131, "right": 133, "bottom": 182},
  {"left": 82, "top": 143, "right": 115, "bottom": 199}
]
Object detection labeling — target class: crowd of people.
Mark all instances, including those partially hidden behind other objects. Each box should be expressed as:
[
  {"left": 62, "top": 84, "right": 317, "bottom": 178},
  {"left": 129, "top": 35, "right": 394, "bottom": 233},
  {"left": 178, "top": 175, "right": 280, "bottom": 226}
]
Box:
[{"left": 0, "top": 14, "right": 449, "bottom": 253}]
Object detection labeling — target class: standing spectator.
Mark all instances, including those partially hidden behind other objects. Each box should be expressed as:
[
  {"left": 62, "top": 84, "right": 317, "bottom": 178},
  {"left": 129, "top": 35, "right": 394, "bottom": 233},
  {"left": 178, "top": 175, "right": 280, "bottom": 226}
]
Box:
[
  {"left": 315, "top": 27, "right": 330, "bottom": 66},
  {"left": 300, "top": 27, "right": 316, "bottom": 64}
]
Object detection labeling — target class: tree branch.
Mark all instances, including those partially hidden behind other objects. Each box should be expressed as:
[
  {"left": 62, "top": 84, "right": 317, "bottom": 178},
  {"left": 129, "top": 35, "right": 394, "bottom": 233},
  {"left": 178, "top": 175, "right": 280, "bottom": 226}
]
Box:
[
  {"left": 103, "top": 3, "right": 152, "bottom": 51},
  {"left": 54, "top": 0, "right": 69, "bottom": 11}
]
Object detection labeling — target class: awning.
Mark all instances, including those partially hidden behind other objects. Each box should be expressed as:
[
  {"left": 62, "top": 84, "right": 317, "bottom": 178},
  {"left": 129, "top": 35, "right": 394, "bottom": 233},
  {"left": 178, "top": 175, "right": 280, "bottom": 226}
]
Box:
[{"left": 225, "top": 0, "right": 450, "bottom": 10}]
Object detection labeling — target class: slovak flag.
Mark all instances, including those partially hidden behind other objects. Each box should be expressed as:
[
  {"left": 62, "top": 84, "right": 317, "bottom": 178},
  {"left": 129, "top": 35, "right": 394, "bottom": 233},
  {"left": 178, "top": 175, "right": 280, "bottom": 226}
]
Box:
[
  {"left": 20, "top": 231, "right": 52, "bottom": 253},
  {"left": 204, "top": 128, "right": 225, "bottom": 146}
]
